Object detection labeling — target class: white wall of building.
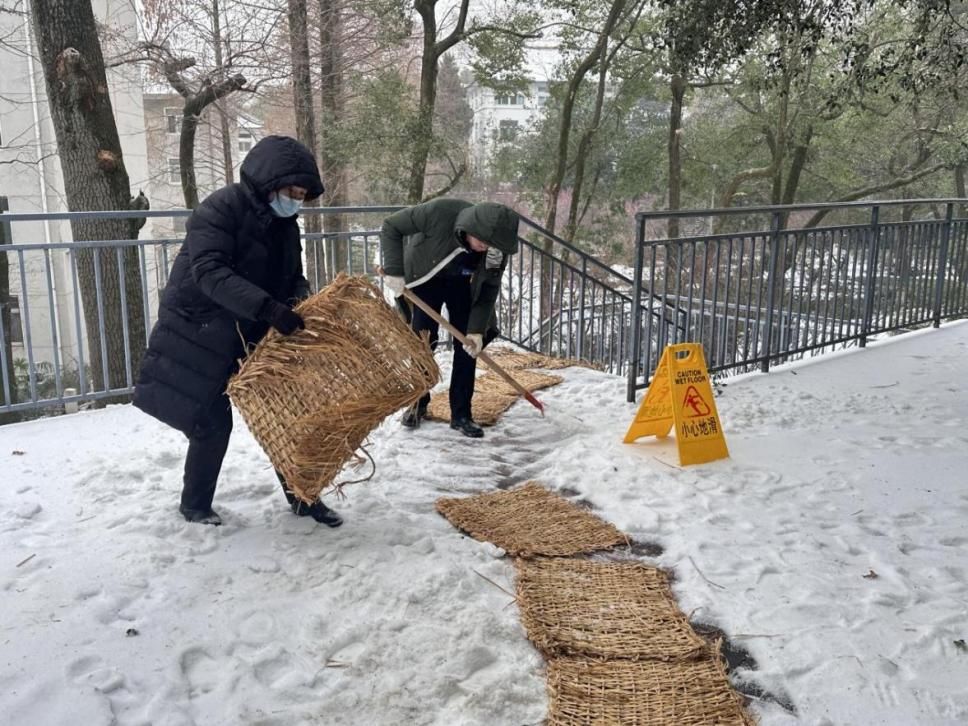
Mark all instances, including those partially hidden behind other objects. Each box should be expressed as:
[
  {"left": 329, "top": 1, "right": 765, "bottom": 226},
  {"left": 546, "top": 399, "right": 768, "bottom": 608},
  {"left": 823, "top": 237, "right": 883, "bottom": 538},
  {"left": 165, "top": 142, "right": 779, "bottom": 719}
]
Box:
[
  {"left": 0, "top": 0, "right": 149, "bottom": 379},
  {"left": 464, "top": 45, "right": 560, "bottom": 174}
]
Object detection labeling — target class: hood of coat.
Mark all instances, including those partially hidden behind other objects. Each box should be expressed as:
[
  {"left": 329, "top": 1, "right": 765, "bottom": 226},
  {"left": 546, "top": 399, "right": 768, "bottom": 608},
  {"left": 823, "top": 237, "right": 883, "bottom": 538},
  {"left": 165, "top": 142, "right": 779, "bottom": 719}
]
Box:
[
  {"left": 455, "top": 202, "right": 520, "bottom": 255},
  {"left": 240, "top": 135, "right": 325, "bottom": 202}
]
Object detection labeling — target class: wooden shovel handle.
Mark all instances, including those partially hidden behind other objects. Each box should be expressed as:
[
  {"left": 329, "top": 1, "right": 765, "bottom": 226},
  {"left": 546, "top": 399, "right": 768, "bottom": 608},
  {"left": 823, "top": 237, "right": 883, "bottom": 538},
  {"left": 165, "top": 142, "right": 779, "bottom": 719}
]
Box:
[{"left": 400, "top": 287, "right": 545, "bottom": 415}]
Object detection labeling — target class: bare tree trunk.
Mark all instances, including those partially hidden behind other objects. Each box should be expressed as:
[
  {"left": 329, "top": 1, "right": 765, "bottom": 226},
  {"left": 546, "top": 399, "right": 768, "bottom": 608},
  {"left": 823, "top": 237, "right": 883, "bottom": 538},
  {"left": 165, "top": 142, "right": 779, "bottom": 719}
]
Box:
[
  {"left": 319, "top": 0, "right": 347, "bottom": 277},
  {"left": 160, "top": 49, "right": 245, "bottom": 209},
  {"left": 218, "top": 112, "right": 234, "bottom": 185},
  {"left": 30, "top": 0, "right": 146, "bottom": 395},
  {"left": 667, "top": 73, "right": 685, "bottom": 240},
  {"left": 288, "top": 0, "right": 322, "bottom": 286},
  {"left": 173, "top": 75, "right": 245, "bottom": 208},
  {"left": 179, "top": 111, "right": 203, "bottom": 209},
  {"left": 212, "top": 0, "right": 234, "bottom": 186},
  {"left": 541, "top": 0, "right": 626, "bottom": 332},
  {"left": 956, "top": 164, "right": 966, "bottom": 219},
  {"left": 407, "top": 0, "right": 441, "bottom": 205},
  {"left": 781, "top": 128, "right": 811, "bottom": 206},
  {"left": 563, "top": 45, "right": 610, "bottom": 245}
]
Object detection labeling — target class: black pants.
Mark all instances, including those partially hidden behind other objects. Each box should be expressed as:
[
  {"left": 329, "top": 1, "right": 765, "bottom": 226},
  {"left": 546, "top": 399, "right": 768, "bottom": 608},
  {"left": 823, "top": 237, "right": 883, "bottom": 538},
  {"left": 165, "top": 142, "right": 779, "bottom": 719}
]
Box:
[
  {"left": 410, "top": 274, "right": 477, "bottom": 421},
  {"left": 181, "top": 392, "right": 304, "bottom": 511},
  {"left": 181, "top": 393, "right": 233, "bottom": 511}
]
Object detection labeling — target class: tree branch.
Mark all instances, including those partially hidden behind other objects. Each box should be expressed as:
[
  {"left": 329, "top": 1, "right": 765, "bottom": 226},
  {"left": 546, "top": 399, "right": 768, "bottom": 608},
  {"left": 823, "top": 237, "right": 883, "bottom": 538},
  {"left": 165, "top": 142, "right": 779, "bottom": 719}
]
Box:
[
  {"left": 803, "top": 163, "right": 949, "bottom": 228},
  {"left": 162, "top": 56, "right": 196, "bottom": 98},
  {"left": 718, "top": 164, "right": 775, "bottom": 212},
  {"left": 435, "top": 0, "right": 470, "bottom": 55},
  {"left": 422, "top": 159, "right": 467, "bottom": 201},
  {"left": 189, "top": 73, "right": 247, "bottom": 112}
]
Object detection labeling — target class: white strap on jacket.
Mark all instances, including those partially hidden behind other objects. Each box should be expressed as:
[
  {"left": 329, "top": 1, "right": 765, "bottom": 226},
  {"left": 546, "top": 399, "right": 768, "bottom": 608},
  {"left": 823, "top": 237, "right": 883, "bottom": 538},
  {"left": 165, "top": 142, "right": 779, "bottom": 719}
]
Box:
[{"left": 405, "top": 248, "right": 463, "bottom": 290}]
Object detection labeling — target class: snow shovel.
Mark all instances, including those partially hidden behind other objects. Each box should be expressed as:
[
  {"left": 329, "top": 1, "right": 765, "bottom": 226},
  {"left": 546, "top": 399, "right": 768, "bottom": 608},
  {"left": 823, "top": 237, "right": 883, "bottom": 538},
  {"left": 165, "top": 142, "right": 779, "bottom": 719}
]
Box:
[
  {"left": 401, "top": 288, "right": 545, "bottom": 416},
  {"left": 379, "top": 276, "right": 545, "bottom": 416}
]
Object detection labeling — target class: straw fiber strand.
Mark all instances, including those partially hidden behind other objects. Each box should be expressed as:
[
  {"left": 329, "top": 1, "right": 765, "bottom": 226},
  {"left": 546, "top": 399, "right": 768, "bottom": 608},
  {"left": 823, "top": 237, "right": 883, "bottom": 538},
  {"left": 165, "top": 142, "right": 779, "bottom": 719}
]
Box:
[
  {"left": 547, "top": 657, "right": 756, "bottom": 726},
  {"left": 480, "top": 369, "right": 562, "bottom": 397},
  {"left": 424, "top": 370, "right": 562, "bottom": 425},
  {"left": 435, "top": 482, "right": 627, "bottom": 557},
  {"left": 485, "top": 346, "right": 600, "bottom": 371},
  {"left": 425, "top": 388, "right": 515, "bottom": 426},
  {"left": 514, "top": 558, "right": 707, "bottom": 661},
  {"left": 227, "top": 275, "right": 439, "bottom": 502}
]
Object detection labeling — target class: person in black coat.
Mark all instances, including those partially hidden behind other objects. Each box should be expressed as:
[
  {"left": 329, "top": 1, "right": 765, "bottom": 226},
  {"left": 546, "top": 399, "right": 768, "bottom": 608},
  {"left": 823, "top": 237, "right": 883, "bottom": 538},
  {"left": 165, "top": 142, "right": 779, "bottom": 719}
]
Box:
[{"left": 133, "top": 135, "right": 342, "bottom": 528}]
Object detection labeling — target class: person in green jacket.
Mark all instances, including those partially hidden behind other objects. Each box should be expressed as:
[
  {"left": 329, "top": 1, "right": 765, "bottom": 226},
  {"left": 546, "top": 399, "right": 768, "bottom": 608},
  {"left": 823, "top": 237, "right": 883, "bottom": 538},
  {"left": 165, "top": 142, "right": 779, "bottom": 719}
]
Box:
[{"left": 380, "top": 198, "right": 520, "bottom": 438}]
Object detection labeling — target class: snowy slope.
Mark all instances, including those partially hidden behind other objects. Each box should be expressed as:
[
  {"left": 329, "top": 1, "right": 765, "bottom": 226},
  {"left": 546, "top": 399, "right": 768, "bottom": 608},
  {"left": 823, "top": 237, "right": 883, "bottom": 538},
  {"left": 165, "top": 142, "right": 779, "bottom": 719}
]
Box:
[{"left": 2, "top": 322, "right": 968, "bottom": 725}]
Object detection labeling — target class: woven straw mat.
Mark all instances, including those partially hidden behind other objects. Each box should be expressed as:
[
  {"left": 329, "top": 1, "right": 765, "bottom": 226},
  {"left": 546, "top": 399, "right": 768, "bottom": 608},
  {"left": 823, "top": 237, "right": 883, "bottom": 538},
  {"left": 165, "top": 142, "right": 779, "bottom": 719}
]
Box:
[
  {"left": 435, "top": 482, "right": 627, "bottom": 557},
  {"left": 514, "top": 558, "right": 707, "bottom": 661},
  {"left": 227, "top": 275, "right": 439, "bottom": 502},
  {"left": 425, "top": 369, "right": 562, "bottom": 425},
  {"left": 485, "top": 346, "right": 601, "bottom": 371},
  {"left": 547, "top": 657, "right": 756, "bottom": 726}
]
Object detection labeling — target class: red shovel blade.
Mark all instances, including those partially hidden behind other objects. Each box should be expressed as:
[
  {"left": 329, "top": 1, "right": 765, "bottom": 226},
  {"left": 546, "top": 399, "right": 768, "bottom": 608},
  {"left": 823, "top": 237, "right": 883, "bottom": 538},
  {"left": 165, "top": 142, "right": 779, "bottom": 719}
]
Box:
[{"left": 524, "top": 391, "right": 545, "bottom": 416}]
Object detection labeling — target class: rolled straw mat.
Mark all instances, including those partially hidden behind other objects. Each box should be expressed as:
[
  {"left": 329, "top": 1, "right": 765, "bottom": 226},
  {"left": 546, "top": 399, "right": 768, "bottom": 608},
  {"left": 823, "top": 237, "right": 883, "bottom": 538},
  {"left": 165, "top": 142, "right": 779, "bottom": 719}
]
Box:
[
  {"left": 547, "top": 656, "right": 756, "bottom": 726},
  {"left": 227, "top": 275, "right": 439, "bottom": 502},
  {"left": 514, "top": 558, "right": 707, "bottom": 661},
  {"left": 435, "top": 482, "right": 626, "bottom": 557}
]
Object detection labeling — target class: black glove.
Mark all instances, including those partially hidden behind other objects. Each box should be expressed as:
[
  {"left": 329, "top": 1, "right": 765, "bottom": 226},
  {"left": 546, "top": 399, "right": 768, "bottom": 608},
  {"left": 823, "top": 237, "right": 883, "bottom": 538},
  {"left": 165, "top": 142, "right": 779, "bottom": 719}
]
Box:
[{"left": 261, "top": 301, "right": 305, "bottom": 336}]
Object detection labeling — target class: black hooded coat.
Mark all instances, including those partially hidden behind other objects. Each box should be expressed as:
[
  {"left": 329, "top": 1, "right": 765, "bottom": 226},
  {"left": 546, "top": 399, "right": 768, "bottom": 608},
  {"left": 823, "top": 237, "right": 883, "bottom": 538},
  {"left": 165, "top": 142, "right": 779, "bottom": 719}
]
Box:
[{"left": 133, "top": 135, "right": 324, "bottom": 435}]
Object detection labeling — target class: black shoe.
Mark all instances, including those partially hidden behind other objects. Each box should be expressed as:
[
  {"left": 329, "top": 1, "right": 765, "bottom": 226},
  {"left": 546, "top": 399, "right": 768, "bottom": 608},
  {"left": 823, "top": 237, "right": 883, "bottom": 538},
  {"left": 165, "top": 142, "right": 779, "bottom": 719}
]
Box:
[
  {"left": 450, "top": 417, "right": 484, "bottom": 438},
  {"left": 292, "top": 500, "right": 343, "bottom": 528},
  {"left": 401, "top": 406, "right": 427, "bottom": 428},
  {"left": 179, "top": 505, "right": 222, "bottom": 526}
]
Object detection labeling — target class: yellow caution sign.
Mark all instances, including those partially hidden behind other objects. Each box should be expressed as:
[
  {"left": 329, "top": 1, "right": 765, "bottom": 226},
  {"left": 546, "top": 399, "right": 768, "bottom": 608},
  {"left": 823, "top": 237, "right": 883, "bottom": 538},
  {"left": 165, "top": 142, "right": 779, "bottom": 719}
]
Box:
[{"left": 624, "top": 343, "right": 729, "bottom": 466}]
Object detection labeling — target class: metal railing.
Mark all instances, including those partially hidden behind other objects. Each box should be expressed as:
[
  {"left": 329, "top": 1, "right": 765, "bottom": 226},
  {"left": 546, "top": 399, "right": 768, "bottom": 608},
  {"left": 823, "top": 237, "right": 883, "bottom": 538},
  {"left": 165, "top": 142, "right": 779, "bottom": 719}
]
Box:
[
  {"left": 1, "top": 205, "right": 639, "bottom": 421},
  {"left": 499, "top": 215, "right": 682, "bottom": 374},
  {"left": 626, "top": 199, "right": 968, "bottom": 401}
]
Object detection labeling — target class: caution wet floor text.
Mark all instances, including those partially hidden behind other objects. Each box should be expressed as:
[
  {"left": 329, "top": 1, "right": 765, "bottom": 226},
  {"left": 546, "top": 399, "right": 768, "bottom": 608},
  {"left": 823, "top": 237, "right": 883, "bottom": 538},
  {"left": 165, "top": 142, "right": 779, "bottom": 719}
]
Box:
[{"left": 623, "top": 343, "right": 729, "bottom": 466}]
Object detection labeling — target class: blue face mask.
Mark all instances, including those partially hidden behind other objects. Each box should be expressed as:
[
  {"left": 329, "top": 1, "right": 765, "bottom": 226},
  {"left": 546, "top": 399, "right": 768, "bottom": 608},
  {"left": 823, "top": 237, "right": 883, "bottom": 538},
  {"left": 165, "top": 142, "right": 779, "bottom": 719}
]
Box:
[{"left": 269, "top": 192, "right": 303, "bottom": 218}]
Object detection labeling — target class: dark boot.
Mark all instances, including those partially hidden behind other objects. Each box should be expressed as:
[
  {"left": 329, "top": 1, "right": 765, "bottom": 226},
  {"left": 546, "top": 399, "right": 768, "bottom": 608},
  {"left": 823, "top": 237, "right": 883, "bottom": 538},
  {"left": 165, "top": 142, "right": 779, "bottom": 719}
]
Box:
[
  {"left": 292, "top": 499, "right": 344, "bottom": 528},
  {"left": 179, "top": 505, "right": 222, "bottom": 526},
  {"left": 401, "top": 404, "right": 427, "bottom": 428},
  {"left": 277, "top": 471, "right": 343, "bottom": 527},
  {"left": 401, "top": 393, "right": 429, "bottom": 428},
  {"left": 450, "top": 417, "right": 484, "bottom": 438}
]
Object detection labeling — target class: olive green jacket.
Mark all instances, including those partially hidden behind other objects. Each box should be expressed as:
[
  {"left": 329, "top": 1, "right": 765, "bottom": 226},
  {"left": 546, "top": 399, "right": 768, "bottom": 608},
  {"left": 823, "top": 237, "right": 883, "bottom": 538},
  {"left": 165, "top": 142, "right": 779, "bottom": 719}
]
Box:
[{"left": 380, "top": 198, "right": 520, "bottom": 334}]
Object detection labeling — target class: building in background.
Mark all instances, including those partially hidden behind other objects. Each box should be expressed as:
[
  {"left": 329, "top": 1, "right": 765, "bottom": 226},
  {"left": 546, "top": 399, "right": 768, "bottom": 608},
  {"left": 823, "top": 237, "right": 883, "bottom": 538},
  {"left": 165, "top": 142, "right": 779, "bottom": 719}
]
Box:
[
  {"left": 142, "top": 93, "right": 265, "bottom": 238},
  {"left": 463, "top": 45, "right": 558, "bottom": 174},
  {"left": 0, "top": 0, "right": 149, "bottom": 375}
]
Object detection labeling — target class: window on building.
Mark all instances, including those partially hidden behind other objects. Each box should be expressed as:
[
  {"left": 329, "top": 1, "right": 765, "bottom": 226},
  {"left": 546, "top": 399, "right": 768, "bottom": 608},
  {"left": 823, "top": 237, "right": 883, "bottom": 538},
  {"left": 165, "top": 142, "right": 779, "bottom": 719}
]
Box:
[
  {"left": 495, "top": 93, "right": 524, "bottom": 106},
  {"left": 238, "top": 129, "right": 253, "bottom": 153},
  {"left": 498, "top": 119, "right": 519, "bottom": 141},
  {"left": 167, "top": 157, "right": 181, "bottom": 184},
  {"left": 3, "top": 295, "right": 23, "bottom": 344},
  {"left": 165, "top": 107, "right": 181, "bottom": 134},
  {"left": 172, "top": 216, "right": 187, "bottom": 236}
]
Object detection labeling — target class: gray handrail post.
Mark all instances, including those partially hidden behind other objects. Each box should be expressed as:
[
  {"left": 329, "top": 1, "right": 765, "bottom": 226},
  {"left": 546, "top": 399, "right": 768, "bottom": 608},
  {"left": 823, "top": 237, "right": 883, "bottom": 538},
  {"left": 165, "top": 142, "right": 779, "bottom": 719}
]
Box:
[
  {"left": 627, "top": 215, "right": 646, "bottom": 403},
  {"left": 760, "top": 211, "right": 783, "bottom": 373},
  {"left": 860, "top": 204, "right": 882, "bottom": 348},
  {"left": 933, "top": 202, "right": 954, "bottom": 328},
  {"left": 0, "top": 196, "right": 15, "bottom": 417}
]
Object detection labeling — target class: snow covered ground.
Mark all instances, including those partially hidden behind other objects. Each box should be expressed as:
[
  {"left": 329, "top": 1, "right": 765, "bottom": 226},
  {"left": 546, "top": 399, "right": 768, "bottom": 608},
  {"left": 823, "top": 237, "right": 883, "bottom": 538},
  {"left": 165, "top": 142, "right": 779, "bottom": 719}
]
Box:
[{"left": 2, "top": 321, "right": 967, "bottom": 725}]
